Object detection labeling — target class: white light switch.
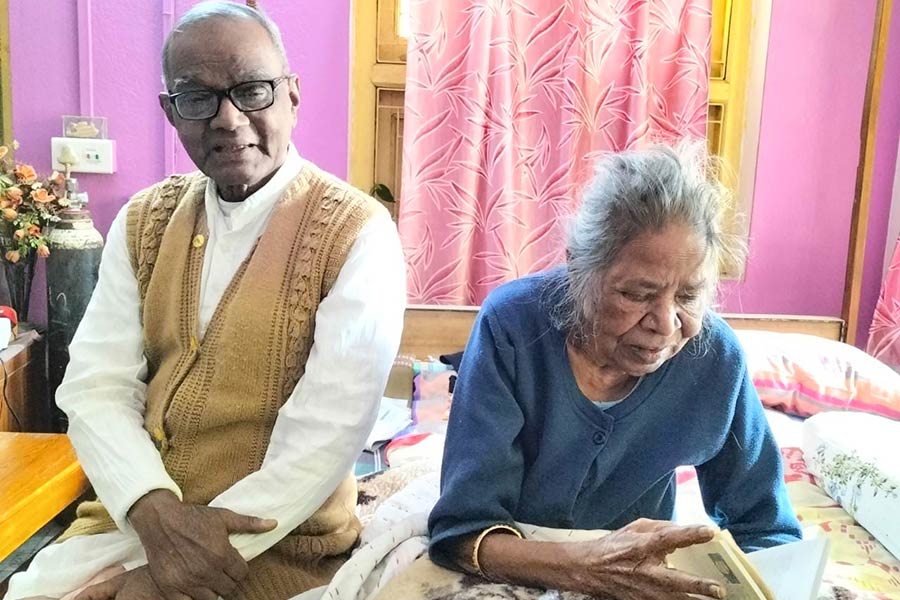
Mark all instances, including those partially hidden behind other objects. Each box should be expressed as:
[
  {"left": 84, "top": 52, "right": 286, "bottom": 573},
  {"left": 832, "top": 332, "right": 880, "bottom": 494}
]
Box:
[{"left": 51, "top": 137, "right": 117, "bottom": 174}]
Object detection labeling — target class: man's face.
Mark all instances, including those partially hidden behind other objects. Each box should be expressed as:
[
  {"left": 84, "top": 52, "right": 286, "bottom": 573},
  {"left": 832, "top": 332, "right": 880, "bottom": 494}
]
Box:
[{"left": 160, "top": 17, "right": 300, "bottom": 201}]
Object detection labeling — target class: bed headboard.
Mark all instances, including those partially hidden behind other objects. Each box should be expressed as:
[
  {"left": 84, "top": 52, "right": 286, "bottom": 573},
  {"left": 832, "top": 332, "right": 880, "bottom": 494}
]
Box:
[{"left": 399, "top": 305, "right": 846, "bottom": 357}]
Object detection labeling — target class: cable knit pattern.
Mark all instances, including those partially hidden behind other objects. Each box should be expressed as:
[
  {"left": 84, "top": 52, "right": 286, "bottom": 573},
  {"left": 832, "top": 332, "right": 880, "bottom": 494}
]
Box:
[
  {"left": 125, "top": 173, "right": 202, "bottom": 307},
  {"left": 63, "top": 164, "right": 379, "bottom": 599}
]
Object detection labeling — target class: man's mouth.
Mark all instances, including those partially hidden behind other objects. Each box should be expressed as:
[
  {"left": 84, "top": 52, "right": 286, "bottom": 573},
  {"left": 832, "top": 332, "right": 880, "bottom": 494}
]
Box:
[{"left": 212, "top": 143, "right": 255, "bottom": 153}]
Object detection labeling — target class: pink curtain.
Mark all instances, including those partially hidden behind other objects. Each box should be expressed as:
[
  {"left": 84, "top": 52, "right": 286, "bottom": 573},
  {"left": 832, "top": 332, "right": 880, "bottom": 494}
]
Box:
[
  {"left": 869, "top": 234, "right": 900, "bottom": 370},
  {"left": 399, "top": 0, "right": 712, "bottom": 305}
]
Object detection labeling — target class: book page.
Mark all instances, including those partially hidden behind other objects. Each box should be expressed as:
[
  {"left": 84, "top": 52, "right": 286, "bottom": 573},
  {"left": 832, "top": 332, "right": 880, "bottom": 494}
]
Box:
[
  {"left": 747, "top": 534, "right": 830, "bottom": 600},
  {"left": 667, "top": 533, "right": 772, "bottom": 600}
]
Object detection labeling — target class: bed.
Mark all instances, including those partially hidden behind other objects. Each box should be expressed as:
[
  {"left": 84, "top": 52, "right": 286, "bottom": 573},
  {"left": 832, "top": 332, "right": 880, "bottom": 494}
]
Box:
[{"left": 329, "top": 307, "right": 900, "bottom": 600}]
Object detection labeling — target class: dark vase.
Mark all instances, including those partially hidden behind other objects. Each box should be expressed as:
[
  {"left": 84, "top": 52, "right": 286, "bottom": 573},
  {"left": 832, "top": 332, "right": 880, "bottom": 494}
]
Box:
[{"left": 0, "top": 251, "right": 37, "bottom": 322}]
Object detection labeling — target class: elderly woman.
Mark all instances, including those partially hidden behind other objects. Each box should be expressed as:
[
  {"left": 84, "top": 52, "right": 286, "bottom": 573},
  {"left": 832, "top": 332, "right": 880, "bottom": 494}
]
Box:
[{"left": 427, "top": 142, "right": 802, "bottom": 599}]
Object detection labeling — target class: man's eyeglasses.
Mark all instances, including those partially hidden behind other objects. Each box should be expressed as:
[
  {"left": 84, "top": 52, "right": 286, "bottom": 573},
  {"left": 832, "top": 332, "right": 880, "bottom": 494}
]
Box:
[{"left": 165, "top": 76, "right": 290, "bottom": 121}]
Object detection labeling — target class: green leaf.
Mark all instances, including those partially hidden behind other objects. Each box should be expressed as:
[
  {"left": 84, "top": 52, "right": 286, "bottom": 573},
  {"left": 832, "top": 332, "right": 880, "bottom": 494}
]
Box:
[{"left": 369, "top": 183, "right": 395, "bottom": 203}]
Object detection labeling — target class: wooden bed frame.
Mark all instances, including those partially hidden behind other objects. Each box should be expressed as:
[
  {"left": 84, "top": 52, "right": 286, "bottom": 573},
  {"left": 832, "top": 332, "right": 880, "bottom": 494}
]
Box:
[{"left": 399, "top": 305, "right": 845, "bottom": 358}]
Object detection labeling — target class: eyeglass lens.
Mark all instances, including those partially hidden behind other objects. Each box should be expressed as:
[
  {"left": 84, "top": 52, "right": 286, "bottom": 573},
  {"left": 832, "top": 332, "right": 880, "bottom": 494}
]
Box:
[{"left": 175, "top": 81, "right": 276, "bottom": 120}]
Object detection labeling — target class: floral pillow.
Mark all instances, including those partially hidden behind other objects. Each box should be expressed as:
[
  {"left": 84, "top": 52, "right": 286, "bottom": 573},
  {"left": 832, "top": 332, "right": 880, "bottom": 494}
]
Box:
[{"left": 735, "top": 330, "right": 900, "bottom": 420}]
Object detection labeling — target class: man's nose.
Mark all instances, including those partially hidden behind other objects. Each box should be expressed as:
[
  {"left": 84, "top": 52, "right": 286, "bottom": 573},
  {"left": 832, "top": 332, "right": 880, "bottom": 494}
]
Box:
[{"left": 210, "top": 97, "right": 249, "bottom": 130}]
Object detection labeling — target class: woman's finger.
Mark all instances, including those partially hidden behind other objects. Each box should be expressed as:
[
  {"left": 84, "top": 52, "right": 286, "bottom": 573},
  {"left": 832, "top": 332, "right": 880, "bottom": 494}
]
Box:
[
  {"left": 644, "top": 524, "right": 716, "bottom": 553},
  {"left": 645, "top": 564, "right": 726, "bottom": 599}
]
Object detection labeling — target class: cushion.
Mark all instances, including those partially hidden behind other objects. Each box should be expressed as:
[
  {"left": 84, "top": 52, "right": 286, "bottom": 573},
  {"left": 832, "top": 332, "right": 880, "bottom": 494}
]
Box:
[
  {"left": 803, "top": 411, "right": 900, "bottom": 561},
  {"left": 735, "top": 330, "right": 900, "bottom": 420}
]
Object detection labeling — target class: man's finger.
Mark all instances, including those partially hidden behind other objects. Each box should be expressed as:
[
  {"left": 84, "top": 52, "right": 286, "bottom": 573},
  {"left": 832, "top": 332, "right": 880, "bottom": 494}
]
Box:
[
  {"left": 214, "top": 507, "right": 278, "bottom": 534},
  {"left": 185, "top": 588, "right": 220, "bottom": 600},
  {"left": 73, "top": 572, "right": 130, "bottom": 600},
  {"left": 223, "top": 547, "right": 251, "bottom": 582}
]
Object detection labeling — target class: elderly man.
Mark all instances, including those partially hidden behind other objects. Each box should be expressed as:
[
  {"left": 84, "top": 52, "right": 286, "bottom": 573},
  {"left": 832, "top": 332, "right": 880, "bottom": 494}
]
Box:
[{"left": 5, "top": 3, "right": 405, "bottom": 600}]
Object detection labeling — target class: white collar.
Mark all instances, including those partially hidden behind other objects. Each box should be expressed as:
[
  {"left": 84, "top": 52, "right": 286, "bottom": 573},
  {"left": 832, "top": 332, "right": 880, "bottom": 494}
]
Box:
[{"left": 204, "top": 144, "right": 304, "bottom": 232}]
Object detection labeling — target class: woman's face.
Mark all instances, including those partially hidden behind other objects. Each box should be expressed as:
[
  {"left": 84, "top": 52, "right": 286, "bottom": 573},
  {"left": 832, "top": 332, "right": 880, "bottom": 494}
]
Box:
[{"left": 580, "top": 224, "right": 710, "bottom": 377}]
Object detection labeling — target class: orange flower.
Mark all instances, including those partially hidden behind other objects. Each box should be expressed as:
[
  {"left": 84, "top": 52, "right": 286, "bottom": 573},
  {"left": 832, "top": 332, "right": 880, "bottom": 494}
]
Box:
[
  {"left": 31, "top": 188, "right": 54, "bottom": 204},
  {"left": 2, "top": 208, "right": 17, "bottom": 221},
  {"left": 4, "top": 250, "right": 20, "bottom": 263},
  {"left": 50, "top": 171, "right": 66, "bottom": 186},
  {"left": 37, "top": 244, "right": 50, "bottom": 258},
  {"left": 13, "top": 164, "right": 37, "bottom": 184},
  {"left": 5, "top": 187, "right": 23, "bottom": 203},
  {"left": 0, "top": 200, "right": 9, "bottom": 210},
  {"left": 27, "top": 225, "right": 40, "bottom": 236},
  {"left": 13, "top": 228, "right": 26, "bottom": 241},
  {"left": 0, "top": 146, "right": 8, "bottom": 160}
]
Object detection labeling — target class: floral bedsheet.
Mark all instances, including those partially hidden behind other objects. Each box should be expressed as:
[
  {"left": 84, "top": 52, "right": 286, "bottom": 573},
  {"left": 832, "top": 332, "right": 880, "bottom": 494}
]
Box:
[{"left": 352, "top": 448, "right": 900, "bottom": 600}]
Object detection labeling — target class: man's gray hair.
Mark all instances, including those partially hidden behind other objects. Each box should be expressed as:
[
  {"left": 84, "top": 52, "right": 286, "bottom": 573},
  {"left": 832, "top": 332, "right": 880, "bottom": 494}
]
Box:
[
  {"left": 162, "top": 1, "right": 289, "bottom": 89},
  {"left": 553, "top": 139, "right": 745, "bottom": 339}
]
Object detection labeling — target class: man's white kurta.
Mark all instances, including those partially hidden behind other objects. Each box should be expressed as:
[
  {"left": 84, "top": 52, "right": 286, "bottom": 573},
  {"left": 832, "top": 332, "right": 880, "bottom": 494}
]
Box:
[{"left": 5, "top": 146, "right": 406, "bottom": 599}]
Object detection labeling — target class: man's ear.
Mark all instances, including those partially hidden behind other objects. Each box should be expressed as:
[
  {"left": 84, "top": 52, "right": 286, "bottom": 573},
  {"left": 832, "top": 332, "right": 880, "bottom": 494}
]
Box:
[
  {"left": 159, "top": 93, "right": 176, "bottom": 126},
  {"left": 288, "top": 74, "right": 301, "bottom": 124}
]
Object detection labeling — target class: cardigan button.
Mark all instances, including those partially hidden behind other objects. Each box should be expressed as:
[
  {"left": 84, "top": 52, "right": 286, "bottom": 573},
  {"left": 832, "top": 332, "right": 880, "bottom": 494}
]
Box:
[{"left": 592, "top": 430, "right": 608, "bottom": 446}]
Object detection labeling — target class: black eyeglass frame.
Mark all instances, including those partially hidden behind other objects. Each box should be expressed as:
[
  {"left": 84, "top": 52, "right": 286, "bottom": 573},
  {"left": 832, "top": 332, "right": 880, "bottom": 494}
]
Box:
[{"left": 165, "top": 76, "right": 291, "bottom": 121}]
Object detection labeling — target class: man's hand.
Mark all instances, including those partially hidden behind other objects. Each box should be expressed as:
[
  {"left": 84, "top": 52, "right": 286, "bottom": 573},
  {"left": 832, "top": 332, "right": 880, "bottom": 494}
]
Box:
[
  {"left": 74, "top": 567, "right": 161, "bottom": 600},
  {"left": 128, "top": 490, "right": 277, "bottom": 599},
  {"left": 565, "top": 519, "right": 726, "bottom": 600},
  {"left": 116, "top": 567, "right": 170, "bottom": 600},
  {"left": 73, "top": 568, "right": 129, "bottom": 600}
]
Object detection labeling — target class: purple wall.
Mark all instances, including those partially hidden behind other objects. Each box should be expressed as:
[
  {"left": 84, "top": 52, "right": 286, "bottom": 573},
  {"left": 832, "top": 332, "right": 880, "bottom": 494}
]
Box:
[
  {"left": 719, "top": 0, "right": 900, "bottom": 349},
  {"left": 858, "top": 4, "right": 900, "bottom": 347},
  {"left": 9, "top": 0, "right": 351, "bottom": 324},
  {"left": 720, "top": 0, "right": 868, "bottom": 317},
  {"left": 7, "top": 0, "right": 899, "bottom": 341}
]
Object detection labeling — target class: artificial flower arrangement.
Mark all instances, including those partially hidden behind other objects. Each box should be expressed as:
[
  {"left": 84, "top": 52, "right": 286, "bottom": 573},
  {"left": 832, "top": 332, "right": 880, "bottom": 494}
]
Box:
[{"left": 0, "top": 142, "right": 68, "bottom": 263}]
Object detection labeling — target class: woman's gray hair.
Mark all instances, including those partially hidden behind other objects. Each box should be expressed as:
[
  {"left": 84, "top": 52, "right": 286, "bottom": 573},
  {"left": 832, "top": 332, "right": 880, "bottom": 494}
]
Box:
[
  {"left": 162, "top": 1, "right": 289, "bottom": 89},
  {"left": 552, "top": 139, "right": 745, "bottom": 339}
]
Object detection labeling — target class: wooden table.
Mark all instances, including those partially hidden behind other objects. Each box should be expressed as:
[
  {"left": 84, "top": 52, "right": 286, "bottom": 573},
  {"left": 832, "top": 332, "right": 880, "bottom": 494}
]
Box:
[
  {"left": 0, "top": 433, "right": 89, "bottom": 562},
  {"left": 0, "top": 330, "right": 50, "bottom": 433}
]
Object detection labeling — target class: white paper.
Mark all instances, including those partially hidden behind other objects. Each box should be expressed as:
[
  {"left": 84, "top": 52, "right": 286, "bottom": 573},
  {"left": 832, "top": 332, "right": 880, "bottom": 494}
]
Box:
[
  {"left": 748, "top": 531, "right": 829, "bottom": 600},
  {"left": 365, "top": 397, "right": 412, "bottom": 450}
]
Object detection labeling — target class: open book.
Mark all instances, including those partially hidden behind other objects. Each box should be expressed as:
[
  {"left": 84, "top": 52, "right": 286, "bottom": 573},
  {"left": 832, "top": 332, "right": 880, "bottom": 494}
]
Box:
[{"left": 667, "top": 530, "right": 829, "bottom": 600}]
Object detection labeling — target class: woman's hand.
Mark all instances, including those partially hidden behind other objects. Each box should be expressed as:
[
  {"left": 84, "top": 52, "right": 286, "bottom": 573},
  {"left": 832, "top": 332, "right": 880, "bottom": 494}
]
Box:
[
  {"left": 473, "top": 519, "right": 726, "bottom": 600},
  {"left": 563, "top": 519, "right": 726, "bottom": 599}
]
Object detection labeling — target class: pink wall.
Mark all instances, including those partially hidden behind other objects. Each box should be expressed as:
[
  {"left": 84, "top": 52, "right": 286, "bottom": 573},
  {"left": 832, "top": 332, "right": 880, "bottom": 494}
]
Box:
[
  {"left": 720, "top": 0, "right": 900, "bottom": 350},
  {"left": 721, "top": 0, "right": 898, "bottom": 338},
  {"left": 858, "top": 4, "right": 900, "bottom": 347},
  {"left": 8, "top": 0, "right": 351, "bottom": 324},
  {"left": 7, "top": 0, "right": 899, "bottom": 339}
]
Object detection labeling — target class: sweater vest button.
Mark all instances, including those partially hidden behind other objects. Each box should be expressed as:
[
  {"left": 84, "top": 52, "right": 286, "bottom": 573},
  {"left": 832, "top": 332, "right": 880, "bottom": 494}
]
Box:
[{"left": 592, "top": 430, "right": 608, "bottom": 445}]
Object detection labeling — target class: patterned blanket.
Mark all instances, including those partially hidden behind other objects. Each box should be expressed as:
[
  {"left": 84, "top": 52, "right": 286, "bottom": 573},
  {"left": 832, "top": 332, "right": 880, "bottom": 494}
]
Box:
[{"left": 330, "top": 449, "right": 900, "bottom": 600}]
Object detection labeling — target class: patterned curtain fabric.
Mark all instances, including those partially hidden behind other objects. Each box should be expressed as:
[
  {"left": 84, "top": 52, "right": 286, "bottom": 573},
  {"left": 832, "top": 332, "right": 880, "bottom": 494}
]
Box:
[
  {"left": 399, "top": 0, "right": 712, "bottom": 304},
  {"left": 868, "top": 234, "right": 900, "bottom": 370}
]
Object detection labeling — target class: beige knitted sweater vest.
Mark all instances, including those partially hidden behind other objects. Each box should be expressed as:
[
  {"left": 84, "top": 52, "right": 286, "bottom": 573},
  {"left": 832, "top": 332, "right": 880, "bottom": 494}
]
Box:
[{"left": 64, "top": 164, "right": 380, "bottom": 598}]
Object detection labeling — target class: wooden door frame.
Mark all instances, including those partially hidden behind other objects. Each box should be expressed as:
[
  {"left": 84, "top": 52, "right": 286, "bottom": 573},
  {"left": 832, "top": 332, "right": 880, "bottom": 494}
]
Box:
[
  {"left": 843, "top": 0, "right": 894, "bottom": 344},
  {"left": 0, "top": 0, "right": 13, "bottom": 145}
]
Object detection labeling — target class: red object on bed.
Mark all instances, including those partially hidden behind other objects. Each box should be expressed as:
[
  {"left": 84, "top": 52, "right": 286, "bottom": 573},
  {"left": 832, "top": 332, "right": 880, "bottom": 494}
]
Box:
[{"left": 869, "top": 234, "right": 900, "bottom": 371}]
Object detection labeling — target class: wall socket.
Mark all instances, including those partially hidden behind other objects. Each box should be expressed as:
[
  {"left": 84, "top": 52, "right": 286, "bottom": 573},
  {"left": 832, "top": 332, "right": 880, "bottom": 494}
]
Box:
[{"left": 51, "top": 137, "right": 117, "bottom": 174}]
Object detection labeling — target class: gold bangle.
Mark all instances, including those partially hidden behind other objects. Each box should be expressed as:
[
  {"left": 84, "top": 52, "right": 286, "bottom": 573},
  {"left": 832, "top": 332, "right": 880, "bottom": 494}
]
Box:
[{"left": 471, "top": 524, "right": 523, "bottom": 578}]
